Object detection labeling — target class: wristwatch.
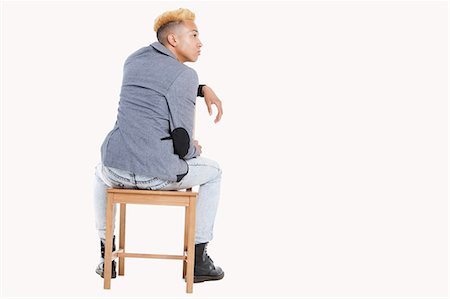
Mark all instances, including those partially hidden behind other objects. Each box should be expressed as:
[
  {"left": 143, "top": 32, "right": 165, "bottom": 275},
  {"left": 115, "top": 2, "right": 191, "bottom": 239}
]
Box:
[{"left": 197, "top": 84, "right": 206, "bottom": 97}]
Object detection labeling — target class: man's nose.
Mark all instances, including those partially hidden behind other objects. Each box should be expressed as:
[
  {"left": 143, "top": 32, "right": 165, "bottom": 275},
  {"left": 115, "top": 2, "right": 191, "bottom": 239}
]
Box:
[{"left": 198, "top": 40, "right": 203, "bottom": 48}]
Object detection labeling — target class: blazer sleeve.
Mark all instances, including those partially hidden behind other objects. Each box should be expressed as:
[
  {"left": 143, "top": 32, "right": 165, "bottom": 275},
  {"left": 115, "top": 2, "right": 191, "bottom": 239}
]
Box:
[{"left": 164, "top": 68, "right": 200, "bottom": 160}]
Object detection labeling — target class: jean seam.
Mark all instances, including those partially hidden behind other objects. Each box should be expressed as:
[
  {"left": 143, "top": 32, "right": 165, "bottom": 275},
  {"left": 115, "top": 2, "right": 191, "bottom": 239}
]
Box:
[
  {"left": 135, "top": 177, "right": 159, "bottom": 184},
  {"left": 104, "top": 167, "right": 132, "bottom": 183},
  {"left": 151, "top": 181, "right": 170, "bottom": 190},
  {"left": 131, "top": 173, "right": 137, "bottom": 187}
]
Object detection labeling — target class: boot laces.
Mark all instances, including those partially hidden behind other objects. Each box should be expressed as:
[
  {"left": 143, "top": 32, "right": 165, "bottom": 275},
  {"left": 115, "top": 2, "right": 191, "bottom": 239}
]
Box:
[{"left": 204, "top": 243, "right": 214, "bottom": 263}]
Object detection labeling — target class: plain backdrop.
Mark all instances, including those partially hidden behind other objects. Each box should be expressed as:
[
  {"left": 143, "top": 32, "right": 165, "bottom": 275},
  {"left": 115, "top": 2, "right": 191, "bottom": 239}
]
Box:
[{"left": 1, "top": 1, "right": 448, "bottom": 298}]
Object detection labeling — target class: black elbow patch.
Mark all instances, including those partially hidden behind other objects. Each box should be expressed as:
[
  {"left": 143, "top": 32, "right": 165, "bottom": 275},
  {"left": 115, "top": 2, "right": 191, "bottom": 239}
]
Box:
[
  {"left": 172, "top": 127, "right": 190, "bottom": 158},
  {"left": 161, "top": 127, "right": 190, "bottom": 158}
]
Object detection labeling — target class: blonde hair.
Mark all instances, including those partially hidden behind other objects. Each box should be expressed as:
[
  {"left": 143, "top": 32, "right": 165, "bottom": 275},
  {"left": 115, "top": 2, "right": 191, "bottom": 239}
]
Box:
[{"left": 153, "top": 8, "right": 196, "bottom": 33}]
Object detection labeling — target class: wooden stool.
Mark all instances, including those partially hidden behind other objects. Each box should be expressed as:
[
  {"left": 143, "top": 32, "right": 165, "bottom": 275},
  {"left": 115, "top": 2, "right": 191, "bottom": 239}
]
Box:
[{"left": 103, "top": 187, "right": 197, "bottom": 293}]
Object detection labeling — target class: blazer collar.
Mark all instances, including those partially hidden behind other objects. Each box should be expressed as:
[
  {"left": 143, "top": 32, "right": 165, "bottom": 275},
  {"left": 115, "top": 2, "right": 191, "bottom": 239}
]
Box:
[{"left": 150, "top": 41, "right": 178, "bottom": 60}]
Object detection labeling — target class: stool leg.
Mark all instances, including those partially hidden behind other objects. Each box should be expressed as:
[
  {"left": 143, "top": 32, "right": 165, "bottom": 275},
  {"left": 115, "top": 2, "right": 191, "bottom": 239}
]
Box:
[
  {"left": 119, "top": 203, "right": 126, "bottom": 276},
  {"left": 103, "top": 193, "right": 114, "bottom": 289},
  {"left": 182, "top": 206, "right": 188, "bottom": 279},
  {"left": 185, "top": 196, "right": 196, "bottom": 293}
]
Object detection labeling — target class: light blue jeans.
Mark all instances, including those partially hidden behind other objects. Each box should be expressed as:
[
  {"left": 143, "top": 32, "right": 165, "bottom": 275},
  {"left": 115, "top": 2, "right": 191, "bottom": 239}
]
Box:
[{"left": 93, "top": 156, "right": 222, "bottom": 245}]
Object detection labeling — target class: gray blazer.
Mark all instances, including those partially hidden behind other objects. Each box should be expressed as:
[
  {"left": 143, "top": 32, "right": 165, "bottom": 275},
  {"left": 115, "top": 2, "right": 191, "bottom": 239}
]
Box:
[{"left": 101, "top": 42, "right": 200, "bottom": 182}]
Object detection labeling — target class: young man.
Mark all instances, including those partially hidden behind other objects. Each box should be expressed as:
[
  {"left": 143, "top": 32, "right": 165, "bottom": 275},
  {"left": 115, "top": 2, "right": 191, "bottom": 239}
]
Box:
[{"left": 93, "top": 8, "right": 224, "bottom": 283}]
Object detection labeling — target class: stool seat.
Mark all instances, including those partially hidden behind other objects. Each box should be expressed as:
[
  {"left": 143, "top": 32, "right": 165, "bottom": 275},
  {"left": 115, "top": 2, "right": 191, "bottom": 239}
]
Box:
[
  {"left": 108, "top": 188, "right": 197, "bottom": 196},
  {"left": 103, "top": 187, "right": 197, "bottom": 293}
]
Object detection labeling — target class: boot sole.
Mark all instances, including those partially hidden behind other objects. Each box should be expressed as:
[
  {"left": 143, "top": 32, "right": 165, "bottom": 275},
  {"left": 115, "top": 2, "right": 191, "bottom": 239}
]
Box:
[
  {"left": 96, "top": 261, "right": 117, "bottom": 279},
  {"left": 194, "top": 272, "right": 225, "bottom": 283}
]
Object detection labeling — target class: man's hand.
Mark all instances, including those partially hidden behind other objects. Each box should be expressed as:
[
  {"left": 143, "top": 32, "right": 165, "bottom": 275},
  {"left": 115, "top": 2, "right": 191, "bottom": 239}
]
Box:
[
  {"left": 202, "top": 85, "right": 223, "bottom": 123},
  {"left": 194, "top": 139, "right": 202, "bottom": 155}
]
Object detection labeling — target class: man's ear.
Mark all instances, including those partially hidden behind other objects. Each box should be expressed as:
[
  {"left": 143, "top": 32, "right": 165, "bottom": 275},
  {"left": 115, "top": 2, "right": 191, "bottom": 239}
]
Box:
[{"left": 167, "top": 33, "right": 177, "bottom": 47}]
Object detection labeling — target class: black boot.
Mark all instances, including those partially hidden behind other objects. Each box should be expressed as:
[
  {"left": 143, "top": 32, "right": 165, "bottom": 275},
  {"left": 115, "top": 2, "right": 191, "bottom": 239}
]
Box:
[
  {"left": 194, "top": 242, "right": 224, "bottom": 283},
  {"left": 95, "top": 235, "right": 117, "bottom": 278}
]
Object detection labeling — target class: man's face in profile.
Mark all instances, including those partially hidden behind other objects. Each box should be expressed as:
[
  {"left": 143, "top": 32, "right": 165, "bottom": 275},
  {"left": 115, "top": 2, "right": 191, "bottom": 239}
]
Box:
[{"left": 173, "top": 20, "right": 203, "bottom": 63}]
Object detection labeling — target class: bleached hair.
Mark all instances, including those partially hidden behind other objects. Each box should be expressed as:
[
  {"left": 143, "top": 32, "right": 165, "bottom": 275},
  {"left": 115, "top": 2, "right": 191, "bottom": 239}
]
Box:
[{"left": 154, "top": 8, "right": 196, "bottom": 44}]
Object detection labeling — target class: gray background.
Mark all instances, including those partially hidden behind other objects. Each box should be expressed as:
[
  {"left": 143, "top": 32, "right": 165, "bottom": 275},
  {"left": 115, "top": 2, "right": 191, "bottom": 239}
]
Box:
[{"left": 1, "top": 1, "right": 448, "bottom": 298}]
